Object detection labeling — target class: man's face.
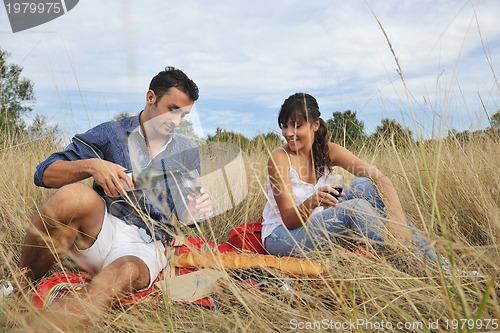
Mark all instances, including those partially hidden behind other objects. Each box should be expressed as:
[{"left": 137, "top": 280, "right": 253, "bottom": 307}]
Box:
[{"left": 144, "top": 87, "right": 194, "bottom": 136}]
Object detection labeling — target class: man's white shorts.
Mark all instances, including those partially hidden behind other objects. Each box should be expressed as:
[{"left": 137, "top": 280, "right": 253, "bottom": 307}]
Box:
[{"left": 69, "top": 209, "right": 168, "bottom": 289}]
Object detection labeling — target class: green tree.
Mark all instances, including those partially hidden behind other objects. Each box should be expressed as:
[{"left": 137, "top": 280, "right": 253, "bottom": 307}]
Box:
[
  {"left": 490, "top": 110, "right": 500, "bottom": 130},
  {"left": 326, "top": 110, "right": 366, "bottom": 147},
  {"left": 176, "top": 119, "right": 198, "bottom": 139},
  {"left": 207, "top": 127, "right": 249, "bottom": 149},
  {"left": 0, "top": 48, "right": 35, "bottom": 136},
  {"left": 250, "top": 131, "right": 284, "bottom": 150},
  {"left": 112, "top": 111, "right": 132, "bottom": 121},
  {"left": 370, "top": 118, "right": 413, "bottom": 147},
  {"left": 28, "top": 114, "right": 61, "bottom": 144},
  {"left": 447, "top": 128, "right": 459, "bottom": 138}
]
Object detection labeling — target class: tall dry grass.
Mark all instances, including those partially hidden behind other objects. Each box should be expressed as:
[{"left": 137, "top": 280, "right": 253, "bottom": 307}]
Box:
[
  {"left": 1, "top": 8, "right": 499, "bottom": 327},
  {"left": 0, "top": 126, "right": 499, "bottom": 332}
]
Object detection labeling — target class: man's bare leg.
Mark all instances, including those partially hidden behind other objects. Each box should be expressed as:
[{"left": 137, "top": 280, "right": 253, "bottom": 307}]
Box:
[
  {"left": 16, "top": 183, "right": 105, "bottom": 290},
  {"left": 29, "top": 256, "right": 151, "bottom": 332},
  {"left": 16, "top": 182, "right": 153, "bottom": 331}
]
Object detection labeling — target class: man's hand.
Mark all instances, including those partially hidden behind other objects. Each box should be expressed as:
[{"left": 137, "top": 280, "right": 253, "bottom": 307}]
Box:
[
  {"left": 88, "top": 159, "right": 134, "bottom": 197},
  {"left": 180, "top": 188, "right": 212, "bottom": 226},
  {"left": 42, "top": 159, "right": 133, "bottom": 195}
]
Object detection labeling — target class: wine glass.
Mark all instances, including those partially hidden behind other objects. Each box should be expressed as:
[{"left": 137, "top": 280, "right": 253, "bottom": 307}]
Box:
[
  {"left": 328, "top": 174, "right": 344, "bottom": 199},
  {"left": 180, "top": 170, "right": 211, "bottom": 222},
  {"left": 181, "top": 170, "right": 202, "bottom": 197}
]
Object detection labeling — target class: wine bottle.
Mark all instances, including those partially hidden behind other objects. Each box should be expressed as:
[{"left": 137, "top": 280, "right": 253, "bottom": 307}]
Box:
[{"left": 125, "top": 167, "right": 181, "bottom": 190}]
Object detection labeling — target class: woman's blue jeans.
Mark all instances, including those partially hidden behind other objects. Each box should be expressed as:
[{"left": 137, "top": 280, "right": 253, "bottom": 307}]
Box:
[{"left": 264, "top": 177, "right": 436, "bottom": 262}]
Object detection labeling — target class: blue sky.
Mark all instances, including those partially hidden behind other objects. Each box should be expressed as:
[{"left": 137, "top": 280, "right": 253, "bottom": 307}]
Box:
[{"left": 1, "top": 0, "right": 499, "bottom": 141}]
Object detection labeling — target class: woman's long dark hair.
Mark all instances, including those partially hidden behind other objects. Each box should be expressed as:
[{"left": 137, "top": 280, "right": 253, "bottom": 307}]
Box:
[{"left": 278, "top": 93, "right": 333, "bottom": 177}]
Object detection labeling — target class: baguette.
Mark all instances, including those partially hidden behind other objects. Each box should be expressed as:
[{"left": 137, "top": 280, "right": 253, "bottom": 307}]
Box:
[{"left": 174, "top": 252, "right": 323, "bottom": 277}]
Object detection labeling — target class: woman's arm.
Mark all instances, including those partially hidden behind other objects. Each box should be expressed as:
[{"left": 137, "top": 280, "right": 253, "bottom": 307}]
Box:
[
  {"left": 330, "top": 143, "right": 411, "bottom": 244},
  {"left": 268, "top": 149, "right": 337, "bottom": 230}
]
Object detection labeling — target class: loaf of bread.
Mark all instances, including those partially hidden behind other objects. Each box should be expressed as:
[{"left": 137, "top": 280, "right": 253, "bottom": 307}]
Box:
[{"left": 174, "top": 251, "right": 323, "bottom": 277}]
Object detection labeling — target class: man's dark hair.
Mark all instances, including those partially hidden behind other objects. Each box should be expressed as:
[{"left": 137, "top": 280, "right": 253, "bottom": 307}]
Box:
[{"left": 149, "top": 66, "right": 199, "bottom": 104}]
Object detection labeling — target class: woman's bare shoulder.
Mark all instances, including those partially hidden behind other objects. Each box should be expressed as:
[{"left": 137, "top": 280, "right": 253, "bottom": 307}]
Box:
[{"left": 268, "top": 146, "right": 290, "bottom": 169}]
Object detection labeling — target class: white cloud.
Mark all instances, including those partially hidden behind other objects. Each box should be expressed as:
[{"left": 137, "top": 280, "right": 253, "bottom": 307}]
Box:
[{"left": 1, "top": 0, "right": 499, "bottom": 137}]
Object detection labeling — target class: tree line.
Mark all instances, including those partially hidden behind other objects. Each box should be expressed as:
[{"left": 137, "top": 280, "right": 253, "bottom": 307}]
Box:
[
  {"left": 205, "top": 109, "right": 500, "bottom": 150},
  {"left": 204, "top": 112, "right": 414, "bottom": 150},
  {"left": 2, "top": 46, "right": 498, "bottom": 149}
]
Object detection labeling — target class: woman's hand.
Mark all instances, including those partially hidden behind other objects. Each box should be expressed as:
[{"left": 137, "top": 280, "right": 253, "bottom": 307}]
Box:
[{"left": 306, "top": 185, "right": 345, "bottom": 209}]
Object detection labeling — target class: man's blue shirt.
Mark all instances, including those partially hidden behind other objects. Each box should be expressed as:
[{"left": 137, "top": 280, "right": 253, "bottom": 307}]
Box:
[{"left": 34, "top": 113, "right": 201, "bottom": 241}]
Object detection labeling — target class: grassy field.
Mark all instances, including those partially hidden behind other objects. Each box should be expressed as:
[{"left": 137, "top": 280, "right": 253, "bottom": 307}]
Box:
[{"left": 0, "top": 127, "right": 499, "bottom": 332}]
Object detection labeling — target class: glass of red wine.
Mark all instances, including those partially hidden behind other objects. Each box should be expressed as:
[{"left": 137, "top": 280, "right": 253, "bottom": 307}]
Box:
[
  {"left": 181, "top": 170, "right": 211, "bottom": 223},
  {"left": 328, "top": 174, "right": 344, "bottom": 200}
]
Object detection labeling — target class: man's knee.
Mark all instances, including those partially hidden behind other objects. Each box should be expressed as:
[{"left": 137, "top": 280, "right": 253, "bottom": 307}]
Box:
[
  {"left": 41, "top": 183, "right": 103, "bottom": 223},
  {"left": 105, "top": 257, "right": 150, "bottom": 291},
  {"left": 52, "top": 183, "right": 101, "bottom": 209},
  {"left": 117, "top": 261, "right": 141, "bottom": 281}
]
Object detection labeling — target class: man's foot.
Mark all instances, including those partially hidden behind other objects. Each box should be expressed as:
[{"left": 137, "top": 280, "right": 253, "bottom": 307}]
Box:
[{"left": 1, "top": 267, "right": 36, "bottom": 301}]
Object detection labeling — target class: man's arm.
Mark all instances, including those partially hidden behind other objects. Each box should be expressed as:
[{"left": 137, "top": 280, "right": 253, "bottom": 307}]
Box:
[
  {"left": 42, "top": 158, "right": 134, "bottom": 197},
  {"left": 42, "top": 159, "right": 94, "bottom": 187}
]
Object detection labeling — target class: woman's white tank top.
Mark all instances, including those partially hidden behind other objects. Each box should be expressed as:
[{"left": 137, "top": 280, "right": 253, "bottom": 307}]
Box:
[{"left": 261, "top": 147, "right": 329, "bottom": 242}]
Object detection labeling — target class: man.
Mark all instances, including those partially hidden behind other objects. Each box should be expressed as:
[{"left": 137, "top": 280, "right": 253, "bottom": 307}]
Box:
[{"left": 13, "top": 67, "right": 211, "bottom": 330}]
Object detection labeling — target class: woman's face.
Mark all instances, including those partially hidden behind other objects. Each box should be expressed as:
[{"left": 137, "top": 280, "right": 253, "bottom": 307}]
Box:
[{"left": 280, "top": 115, "right": 319, "bottom": 152}]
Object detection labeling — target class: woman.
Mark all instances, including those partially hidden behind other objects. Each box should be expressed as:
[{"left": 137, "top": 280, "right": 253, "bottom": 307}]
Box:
[{"left": 261, "top": 93, "right": 435, "bottom": 262}]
